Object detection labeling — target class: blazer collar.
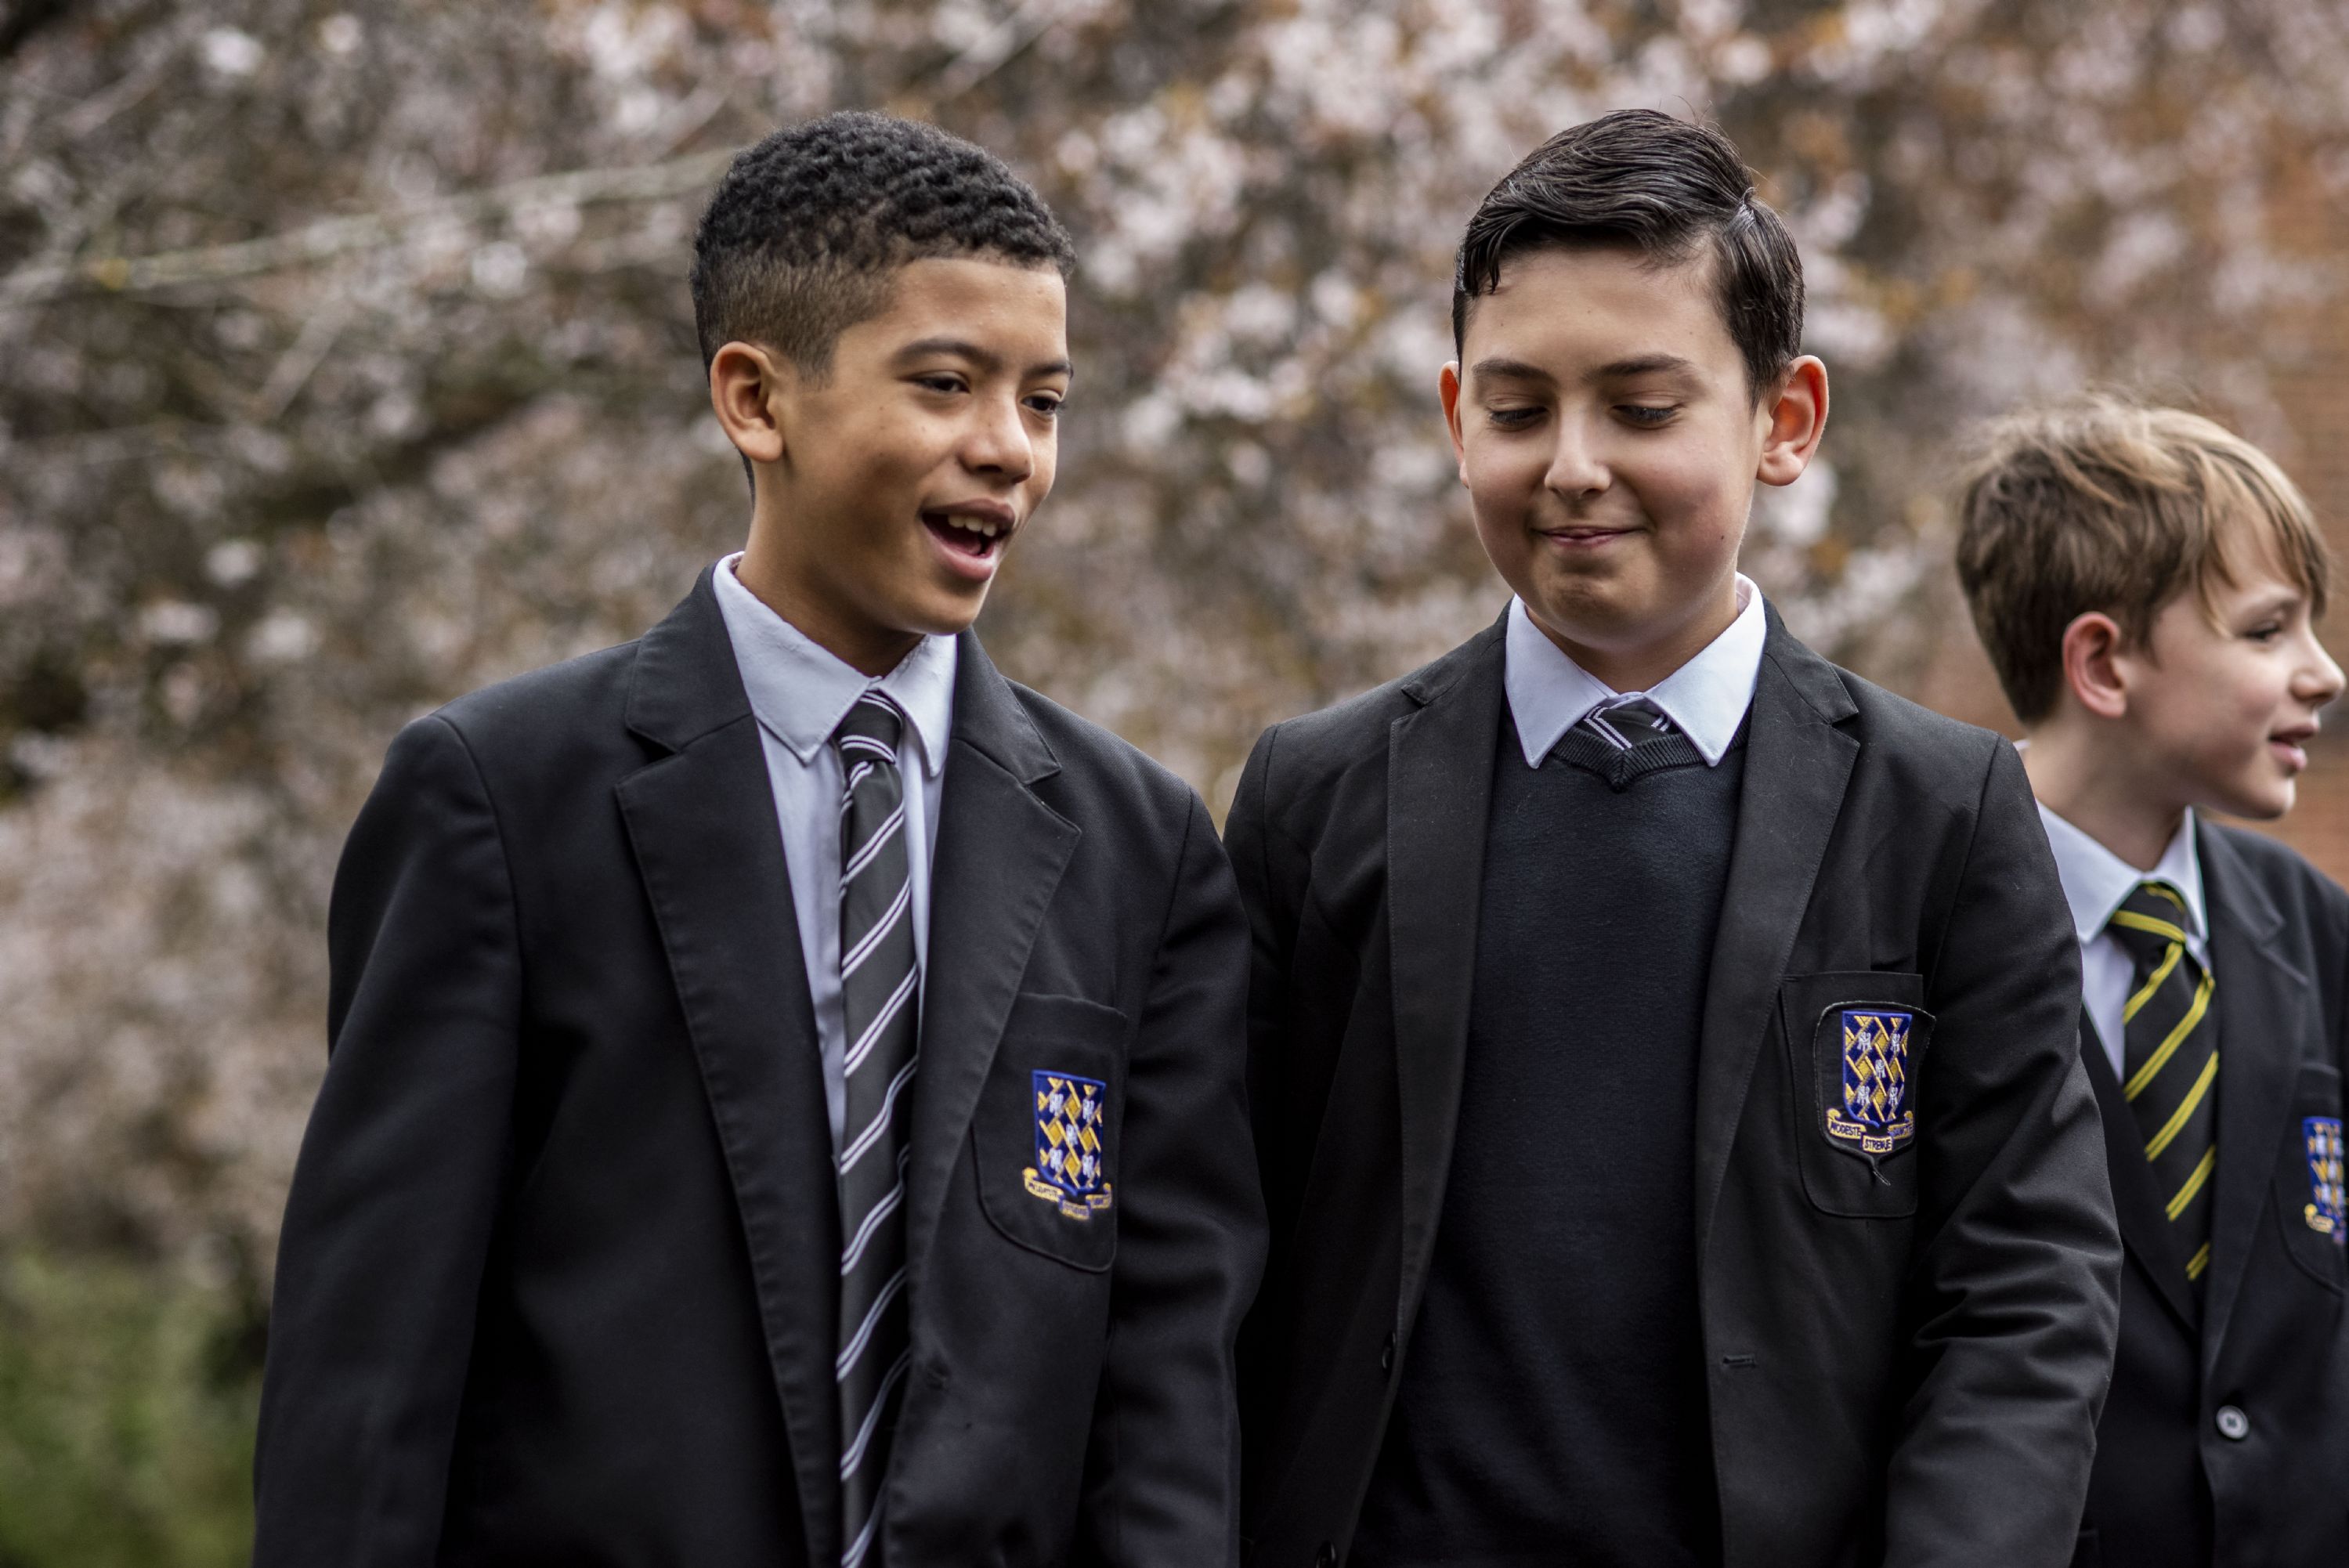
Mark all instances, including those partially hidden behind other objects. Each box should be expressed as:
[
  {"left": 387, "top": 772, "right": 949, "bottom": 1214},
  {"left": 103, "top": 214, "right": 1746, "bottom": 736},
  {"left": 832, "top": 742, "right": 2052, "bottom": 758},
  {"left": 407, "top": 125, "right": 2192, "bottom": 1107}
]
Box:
[
  {"left": 616, "top": 566, "right": 841, "bottom": 1563},
  {"left": 614, "top": 583, "right": 1073, "bottom": 1558},
  {"left": 2195, "top": 821, "right": 2304, "bottom": 1357},
  {"left": 625, "top": 565, "right": 754, "bottom": 754},
  {"left": 1692, "top": 608, "right": 1859, "bottom": 1246},
  {"left": 2080, "top": 1031, "right": 2202, "bottom": 1331},
  {"left": 901, "top": 632, "right": 1078, "bottom": 1292},
  {"left": 1387, "top": 615, "right": 1509, "bottom": 1336}
]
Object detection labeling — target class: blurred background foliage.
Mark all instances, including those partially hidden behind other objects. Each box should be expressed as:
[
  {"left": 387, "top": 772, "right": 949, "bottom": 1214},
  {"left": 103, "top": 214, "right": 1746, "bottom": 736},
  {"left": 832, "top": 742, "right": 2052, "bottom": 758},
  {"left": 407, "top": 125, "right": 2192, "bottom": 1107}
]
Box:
[{"left": 5, "top": 0, "right": 2349, "bottom": 1558}]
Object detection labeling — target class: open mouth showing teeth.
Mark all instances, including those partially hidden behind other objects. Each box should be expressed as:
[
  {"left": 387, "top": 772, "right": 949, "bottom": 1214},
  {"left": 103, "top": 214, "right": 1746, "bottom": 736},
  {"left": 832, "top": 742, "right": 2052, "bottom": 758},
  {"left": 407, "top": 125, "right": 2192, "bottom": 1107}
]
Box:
[{"left": 923, "top": 511, "right": 1010, "bottom": 558}]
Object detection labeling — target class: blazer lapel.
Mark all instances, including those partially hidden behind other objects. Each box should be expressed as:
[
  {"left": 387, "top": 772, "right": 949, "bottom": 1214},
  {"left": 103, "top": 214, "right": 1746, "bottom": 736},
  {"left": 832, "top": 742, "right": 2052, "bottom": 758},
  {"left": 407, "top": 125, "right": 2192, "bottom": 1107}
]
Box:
[
  {"left": 614, "top": 569, "right": 843, "bottom": 1565},
  {"left": 2195, "top": 823, "right": 2304, "bottom": 1357},
  {"left": 1386, "top": 620, "right": 1506, "bottom": 1333},
  {"left": 902, "top": 633, "right": 1080, "bottom": 1288},
  {"left": 1693, "top": 610, "right": 1859, "bottom": 1247},
  {"left": 2078, "top": 1025, "right": 2200, "bottom": 1331},
  {"left": 615, "top": 575, "right": 845, "bottom": 1568}
]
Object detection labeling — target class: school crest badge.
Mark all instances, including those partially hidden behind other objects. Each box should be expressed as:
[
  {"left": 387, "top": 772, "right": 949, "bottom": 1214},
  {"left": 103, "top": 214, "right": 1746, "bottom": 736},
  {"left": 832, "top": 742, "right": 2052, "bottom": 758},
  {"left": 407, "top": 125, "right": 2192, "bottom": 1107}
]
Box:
[
  {"left": 2305, "top": 1116, "right": 2346, "bottom": 1241},
  {"left": 1826, "top": 1010, "right": 1916, "bottom": 1158},
  {"left": 1023, "top": 1071, "right": 1114, "bottom": 1221}
]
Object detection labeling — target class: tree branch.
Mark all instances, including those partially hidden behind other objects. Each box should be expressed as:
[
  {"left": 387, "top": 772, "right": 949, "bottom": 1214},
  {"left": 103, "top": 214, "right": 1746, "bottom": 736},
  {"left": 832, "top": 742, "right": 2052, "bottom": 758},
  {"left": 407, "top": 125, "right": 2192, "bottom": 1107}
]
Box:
[{"left": 0, "top": 147, "right": 735, "bottom": 311}]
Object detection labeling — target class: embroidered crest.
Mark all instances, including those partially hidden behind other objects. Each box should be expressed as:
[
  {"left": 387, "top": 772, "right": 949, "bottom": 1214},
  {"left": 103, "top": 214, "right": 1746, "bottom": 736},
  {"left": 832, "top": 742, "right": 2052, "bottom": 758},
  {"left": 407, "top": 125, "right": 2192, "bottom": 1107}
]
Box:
[
  {"left": 2305, "top": 1116, "right": 2346, "bottom": 1241},
  {"left": 1023, "top": 1071, "right": 1114, "bottom": 1221},
  {"left": 1826, "top": 1010, "right": 1916, "bottom": 1158}
]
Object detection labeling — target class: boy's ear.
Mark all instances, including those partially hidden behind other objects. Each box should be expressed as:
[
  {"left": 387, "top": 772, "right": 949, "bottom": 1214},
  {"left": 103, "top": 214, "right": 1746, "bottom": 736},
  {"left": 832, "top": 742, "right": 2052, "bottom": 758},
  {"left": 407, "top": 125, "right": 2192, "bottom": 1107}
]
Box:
[
  {"left": 2060, "top": 610, "right": 2132, "bottom": 720},
  {"left": 1438, "top": 362, "right": 1469, "bottom": 484},
  {"left": 1755, "top": 355, "right": 1830, "bottom": 487},
  {"left": 708, "top": 341, "right": 794, "bottom": 467}
]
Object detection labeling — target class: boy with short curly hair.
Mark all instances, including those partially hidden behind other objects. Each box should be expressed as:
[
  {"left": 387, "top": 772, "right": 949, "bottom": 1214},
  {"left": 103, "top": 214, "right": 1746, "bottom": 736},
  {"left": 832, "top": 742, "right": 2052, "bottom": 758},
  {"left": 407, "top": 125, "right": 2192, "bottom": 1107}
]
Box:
[
  {"left": 1957, "top": 394, "right": 2349, "bottom": 1568},
  {"left": 256, "top": 112, "right": 1263, "bottom": 1567}
]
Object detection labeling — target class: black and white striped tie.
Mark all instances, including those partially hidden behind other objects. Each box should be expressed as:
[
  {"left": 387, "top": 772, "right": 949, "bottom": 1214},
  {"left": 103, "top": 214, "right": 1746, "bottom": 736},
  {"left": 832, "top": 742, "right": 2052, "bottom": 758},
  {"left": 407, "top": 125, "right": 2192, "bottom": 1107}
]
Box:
[{"left": 833, "top": 693, "right": 920, "bottom": 1568}]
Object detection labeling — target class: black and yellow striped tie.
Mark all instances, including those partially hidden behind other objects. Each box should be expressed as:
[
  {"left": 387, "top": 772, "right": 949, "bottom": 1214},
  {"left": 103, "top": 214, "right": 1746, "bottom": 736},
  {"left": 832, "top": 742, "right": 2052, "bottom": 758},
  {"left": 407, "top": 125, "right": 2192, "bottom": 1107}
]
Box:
[{"left": 2108, "top": 880, "right": 2220, "bottom": 1290}]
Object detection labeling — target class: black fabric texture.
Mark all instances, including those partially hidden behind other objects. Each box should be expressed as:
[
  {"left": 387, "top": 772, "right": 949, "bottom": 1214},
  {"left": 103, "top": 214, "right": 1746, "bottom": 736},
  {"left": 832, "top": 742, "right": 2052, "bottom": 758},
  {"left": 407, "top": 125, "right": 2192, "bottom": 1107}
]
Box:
[
  {"left": 2076, "top": 822, "right": 2349, "bottom": 1568},
  {"left": 251, "top": 573, "right": 1266, "bottom": 1567},
  {"left": 1227, "top": 606, "right": 2122, "bottom": 1568},
  {"left": 1350, "top": 714, "right": 1742, "bottom": 1568}
]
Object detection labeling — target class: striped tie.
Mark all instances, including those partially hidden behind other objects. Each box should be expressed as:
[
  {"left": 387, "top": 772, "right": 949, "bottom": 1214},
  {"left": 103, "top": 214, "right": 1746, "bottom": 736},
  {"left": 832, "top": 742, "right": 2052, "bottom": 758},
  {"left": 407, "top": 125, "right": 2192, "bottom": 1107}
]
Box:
[
  {"left": 2108, "top": 880, "right": 2220, "bottom": 1291},
  {"left": 1559, "top": 697, "right": 1704, "bottom": 791},
  {"left": 832, "top": 694, "right": 920, "bottom": 1568}
]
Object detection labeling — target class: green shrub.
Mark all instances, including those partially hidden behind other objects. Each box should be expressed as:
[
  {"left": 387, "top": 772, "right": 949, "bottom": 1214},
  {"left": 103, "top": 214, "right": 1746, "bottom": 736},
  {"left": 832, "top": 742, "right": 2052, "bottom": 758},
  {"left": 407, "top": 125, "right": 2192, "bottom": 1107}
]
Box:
[{"left": 0, "top": 1249, "right": 259, "bottom": 1568}]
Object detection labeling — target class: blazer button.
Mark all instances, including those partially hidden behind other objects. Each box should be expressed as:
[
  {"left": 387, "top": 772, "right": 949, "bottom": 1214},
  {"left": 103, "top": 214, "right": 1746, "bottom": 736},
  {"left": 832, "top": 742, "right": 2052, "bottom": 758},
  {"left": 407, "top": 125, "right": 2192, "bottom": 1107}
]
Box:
[
  {"left": 1379, "top": 1331, "right": 1396, "bottom": 1374},
  {"left": 2215, "top": 1404, "right": 2250, "bottom": 1441},
  {"left": 1316, "top": 1545, "right": 1339, "bottom": 1568}
]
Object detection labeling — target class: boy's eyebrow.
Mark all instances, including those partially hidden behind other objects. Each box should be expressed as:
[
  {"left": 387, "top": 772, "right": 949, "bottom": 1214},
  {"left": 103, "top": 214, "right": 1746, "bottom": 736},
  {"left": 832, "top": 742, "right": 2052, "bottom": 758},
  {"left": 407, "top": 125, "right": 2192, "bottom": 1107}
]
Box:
[
  {"left": 1589, "top": 353, "right": 1698, "bottom": 381},
  {"left": 1468, "top": 352, "right": 1700, "bottom": 384},
  {"left": 894, "top": 337, "right": 1073, "bottom": 378},
  {"left": 1469, "top": 356, "right": 1555, "bottom": 384}
]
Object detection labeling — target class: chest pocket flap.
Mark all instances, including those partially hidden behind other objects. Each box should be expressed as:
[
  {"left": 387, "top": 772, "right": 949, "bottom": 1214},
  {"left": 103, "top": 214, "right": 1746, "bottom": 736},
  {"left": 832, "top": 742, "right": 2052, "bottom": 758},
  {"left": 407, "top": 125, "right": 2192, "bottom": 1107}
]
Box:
[
  {"left": 1781, "top": 970, "right": 1934, "bottom": 1219},
  {"left": 973, "top": 992, "right": 1132, "bottom": 1272}
]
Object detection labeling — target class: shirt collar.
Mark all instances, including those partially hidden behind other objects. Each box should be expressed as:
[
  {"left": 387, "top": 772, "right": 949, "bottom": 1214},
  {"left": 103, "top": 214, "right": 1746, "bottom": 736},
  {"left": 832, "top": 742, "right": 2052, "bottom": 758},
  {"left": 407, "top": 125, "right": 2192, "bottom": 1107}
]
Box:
[
  {"left": 711, "top": 552, "right": 956, "bottom": 779},
  {"left": 2034, "top": 799, "right": 2206, "bottom": 947},
  {"left": 1502, "top": 575, "right": 1766, "bottom": 769}
]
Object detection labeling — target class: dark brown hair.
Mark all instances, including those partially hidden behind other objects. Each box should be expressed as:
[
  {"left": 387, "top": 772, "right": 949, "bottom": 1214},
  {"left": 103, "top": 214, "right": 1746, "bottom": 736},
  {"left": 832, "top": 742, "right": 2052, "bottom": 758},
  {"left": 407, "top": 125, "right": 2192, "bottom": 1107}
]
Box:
[
  {"left": 691, "top": 111, "right": 1074, "bottom": 380},
  {"left": 1452, "top": 109, "right": 1805, "bottom": 399},
  {"left": 1954, "top": 393, "right": 2332, "bottom": 723}
]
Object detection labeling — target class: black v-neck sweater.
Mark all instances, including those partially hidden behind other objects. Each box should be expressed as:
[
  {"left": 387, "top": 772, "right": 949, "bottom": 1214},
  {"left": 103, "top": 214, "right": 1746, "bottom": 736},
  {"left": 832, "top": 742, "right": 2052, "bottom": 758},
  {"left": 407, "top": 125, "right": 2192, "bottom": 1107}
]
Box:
[{"left": 1351, "top": 712, "right": 1747, "bottom": 1568}]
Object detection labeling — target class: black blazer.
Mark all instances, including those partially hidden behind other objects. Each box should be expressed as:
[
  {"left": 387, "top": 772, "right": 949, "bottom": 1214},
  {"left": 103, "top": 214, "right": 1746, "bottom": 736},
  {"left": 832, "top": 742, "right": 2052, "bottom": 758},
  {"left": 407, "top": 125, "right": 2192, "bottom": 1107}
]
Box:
[
  {"left": 2074, "top": 822, "right": 2349, "bottom": 1568},
  {"left": 253, "top": 571, "right": 1264, "bottom": 1566},
  {"left": 1224, "top": 609, "right": 2123, "bottom": 1568}
]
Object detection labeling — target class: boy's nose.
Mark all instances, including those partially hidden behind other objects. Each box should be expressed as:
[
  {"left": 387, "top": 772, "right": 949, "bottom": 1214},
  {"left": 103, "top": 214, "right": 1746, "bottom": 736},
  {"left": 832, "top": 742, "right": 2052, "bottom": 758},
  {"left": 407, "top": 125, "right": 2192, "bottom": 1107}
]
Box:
[
  {"left": 2297, "top": 634, "right": 2345, "bottom": 708},
  {"left": 1543, "top": 421, "right": 1609, "bottom": 500},
  {"left": 963, "top": 396, "right": 1035, "bottom": 481}
]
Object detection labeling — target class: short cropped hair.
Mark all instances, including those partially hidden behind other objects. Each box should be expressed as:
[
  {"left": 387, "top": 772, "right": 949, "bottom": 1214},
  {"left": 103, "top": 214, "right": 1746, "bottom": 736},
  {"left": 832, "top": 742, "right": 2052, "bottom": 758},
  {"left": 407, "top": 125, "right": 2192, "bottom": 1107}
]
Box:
[
  {"left": 690, "top": 111, "right": 1075, "bottom": 378},
  {"left": 1954, "top": 394, "right": 2333, "bottom": 724},
  {"left": 1452, "top": 109, "right": 1805, "bottom": 399}
]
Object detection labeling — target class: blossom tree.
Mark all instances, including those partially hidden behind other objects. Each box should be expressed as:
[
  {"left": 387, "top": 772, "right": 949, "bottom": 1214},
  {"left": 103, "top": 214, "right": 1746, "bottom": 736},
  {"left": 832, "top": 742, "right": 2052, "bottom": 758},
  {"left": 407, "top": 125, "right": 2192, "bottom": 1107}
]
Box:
[{"left": 3, "top": 0, "right": 2347, "bottom": 1295}]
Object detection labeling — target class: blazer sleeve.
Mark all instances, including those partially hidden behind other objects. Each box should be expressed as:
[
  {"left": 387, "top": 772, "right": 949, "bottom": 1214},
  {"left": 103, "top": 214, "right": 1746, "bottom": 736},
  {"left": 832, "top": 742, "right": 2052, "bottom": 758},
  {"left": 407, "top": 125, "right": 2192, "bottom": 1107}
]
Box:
[
  {"left": 1885, "top": 738, "right": 2123, "bottom": 1566},
  {"left": 1073, "top": 789, "right": 1267, "bottom": 1568},
  {"left": 252, "top": 715, "right": 523, "bottom": 1566},
  {"left": 1222, "top": 724, "right": 1303, "bottom": 1449}
]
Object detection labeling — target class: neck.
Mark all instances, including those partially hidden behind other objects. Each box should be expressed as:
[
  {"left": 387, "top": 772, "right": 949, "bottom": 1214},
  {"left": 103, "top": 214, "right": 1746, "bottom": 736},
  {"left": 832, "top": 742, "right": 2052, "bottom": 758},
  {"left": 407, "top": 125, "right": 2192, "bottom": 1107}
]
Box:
[
  {"left": 1535, "top": 576, "right": 1741, "bottom": 693},
  {"left": 736, "top": 515, "right": 920, "bottom": 680},
  {"left": 2022, "top": 719, "right": 2186, "bottom": 872}
]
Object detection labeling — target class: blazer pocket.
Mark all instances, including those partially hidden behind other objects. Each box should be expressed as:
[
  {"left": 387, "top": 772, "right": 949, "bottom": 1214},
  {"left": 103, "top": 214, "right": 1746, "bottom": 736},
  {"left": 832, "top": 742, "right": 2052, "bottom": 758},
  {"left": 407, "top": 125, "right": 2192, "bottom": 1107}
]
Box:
[
  {"left": 2271, "top": 1060, "right": 2347, "bottom": 1293},
  {"left": 1780, "top": 970, "right": 1933, "bottom": 1219},
  {"left": 974, "top": 992, "right": 1132, "bottom": 1273}
]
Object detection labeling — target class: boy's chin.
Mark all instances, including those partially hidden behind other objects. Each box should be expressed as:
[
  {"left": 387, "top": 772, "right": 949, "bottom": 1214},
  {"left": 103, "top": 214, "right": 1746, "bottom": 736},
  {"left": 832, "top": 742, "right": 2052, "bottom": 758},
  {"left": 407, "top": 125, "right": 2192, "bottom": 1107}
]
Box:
[
  {"left": 898, "top": 583, "right": 991, "bottom": 640},
  {"left": 2200, "top": 770, "right": 2295, "bottom": 823}
]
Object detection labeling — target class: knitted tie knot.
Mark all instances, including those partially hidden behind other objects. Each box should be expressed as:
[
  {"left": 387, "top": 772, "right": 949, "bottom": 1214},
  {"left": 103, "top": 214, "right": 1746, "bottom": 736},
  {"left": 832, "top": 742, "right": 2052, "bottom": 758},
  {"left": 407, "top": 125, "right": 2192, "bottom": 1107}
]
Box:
[
  {"left": 833, "top": 692, "right": 904, "bottom": 757},
  {"left": 1582, "top": 697, "right": 1677, "bottom": 750},
  {"left": 2106, "top": 880, "right": 2191, "bottom": 972}
]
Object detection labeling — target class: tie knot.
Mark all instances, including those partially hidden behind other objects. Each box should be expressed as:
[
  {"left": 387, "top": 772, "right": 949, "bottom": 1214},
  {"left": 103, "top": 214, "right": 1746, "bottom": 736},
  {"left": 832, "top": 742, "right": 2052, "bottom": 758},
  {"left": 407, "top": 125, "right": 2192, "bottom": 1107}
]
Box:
[
  {"left": 2107, "top": 880, "right": 2191, "bottom": 964},
  {"left": 1580, "top": 697, "right": 1679, "bottom": 751},
  {"left": 833, "top": 692, "right": 905, "bottom": 758}
]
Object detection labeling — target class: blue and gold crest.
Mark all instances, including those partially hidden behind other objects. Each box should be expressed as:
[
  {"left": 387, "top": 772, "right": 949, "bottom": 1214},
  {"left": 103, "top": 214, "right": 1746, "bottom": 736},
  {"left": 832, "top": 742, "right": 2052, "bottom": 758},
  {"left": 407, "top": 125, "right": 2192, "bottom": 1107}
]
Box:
[
  {"left": 1826, "top": 1010, "right": 1916, "bottom": 1157},
  {"left": 1023, "top": 1071, "right": 1114, "bottom": 1221},
  {"left": 2305, "top": 1116, "right": 2346, "bottom": 1241}
]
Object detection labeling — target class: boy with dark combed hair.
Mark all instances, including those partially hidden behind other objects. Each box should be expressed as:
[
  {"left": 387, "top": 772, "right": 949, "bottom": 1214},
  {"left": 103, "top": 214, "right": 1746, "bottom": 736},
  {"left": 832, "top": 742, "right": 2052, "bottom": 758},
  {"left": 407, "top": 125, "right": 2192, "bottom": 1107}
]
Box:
[
  {"left": 1957, "top": 394, "right": 2349, "bottom": 1568},
  {"left": 1229, "top": 109, "right": 2120, "bottom": 1566},
  {"left": 256, "top": 112, "right": 1263, "bottom": 1567}
]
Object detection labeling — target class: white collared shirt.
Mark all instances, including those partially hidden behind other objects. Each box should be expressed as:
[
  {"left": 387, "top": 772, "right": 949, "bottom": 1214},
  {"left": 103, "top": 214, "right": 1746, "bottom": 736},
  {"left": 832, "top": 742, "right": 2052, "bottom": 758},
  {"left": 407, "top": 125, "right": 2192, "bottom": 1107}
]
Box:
[
  {"left": 2036, "top": 801, "right": 2210, "bottom": 1077},
  {"left": 1502, "top": 574, "right": 1768, "bottom": 769},
  {"left": 711, "top": 552, "right": 958, "bottom": 1148}
]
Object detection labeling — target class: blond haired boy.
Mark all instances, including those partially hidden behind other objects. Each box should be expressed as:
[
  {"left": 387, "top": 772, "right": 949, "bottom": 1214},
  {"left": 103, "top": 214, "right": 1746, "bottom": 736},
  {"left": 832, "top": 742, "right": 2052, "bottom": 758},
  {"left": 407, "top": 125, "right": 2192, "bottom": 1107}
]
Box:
[{"left": 1957, "top": 396, "right": 2349, "bottom": 1568}]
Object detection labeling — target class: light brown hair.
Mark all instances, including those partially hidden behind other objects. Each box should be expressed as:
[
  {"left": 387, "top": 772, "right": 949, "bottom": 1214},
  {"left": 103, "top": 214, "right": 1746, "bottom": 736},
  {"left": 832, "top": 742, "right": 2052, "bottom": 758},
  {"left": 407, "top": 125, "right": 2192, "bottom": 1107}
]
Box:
[{"left": 1953, "top": 393, "right": 2332, "bottom": 724}]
